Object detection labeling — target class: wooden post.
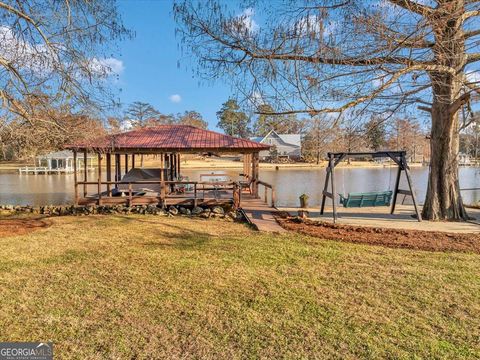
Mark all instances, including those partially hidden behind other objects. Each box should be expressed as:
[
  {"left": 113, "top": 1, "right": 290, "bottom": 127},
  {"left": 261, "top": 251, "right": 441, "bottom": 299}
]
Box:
[
  {"left": 73, "top": 150, "right": 78, "bottom": 205},
  {"left": 238, "top": 183, "right": 242, "bottom": 207},
  {"left": 128, "top": 183, "right": 132, "bottom": 206},
  {"left": 390, "top": 162, "right": 402, "bottom": 215},
  {"left": 164, "top": 154, "right": 170, "bottom": 180},
  {"left": 97, "top": 153, "right": 102, "bottom": 205},
  {"left": 115, "top": 153, "right": 121, "bottom": 189},
  {"left": 177, "top": 153, "right": 181, "bottom": 179},
  {"left": 83, "top": 150, "right": 87, "bottom": 197},
  {"left": 252, "top": 152, "right": 259, "bottom": 198},
  {"left": 160, "top": 153, "right": 164, "bottom": 180},
  {"left": 271, "top": 187, "right": 275, "bottom": 208},
  {"left": 132, "top": 154, "right": 136, "bottom": 169},
  {"left": 402, "top": 154, "right": 422, "bottom": 222},
  {"left": 194, "top": 183, "right": 197, "bottom": 207},
  {"left": 125, "top": 154, "right": 129, "bottom": 175},
  {"left": 173, "top": 153, "right": 177, "bottom": 179},
  {"left": 330, "top": 154, "right": 337, "bottom": 223},
  {"left": 114, "top": 154, "right": 118, "bottom": 185},
  {"left": 320, "top": 156, "right": 332, "bottom": 215},
  {"left": 106, "top": 153, "right": 111, "bottom": 196},
  {"left": 264, "top": 186, "right": 268, "bottom": 204},
  {"left": 242, "top": 154, "right": 245, "bottom": 176},
  {"left": 160, "top": 159, "right": 165, "bottom": 208}
]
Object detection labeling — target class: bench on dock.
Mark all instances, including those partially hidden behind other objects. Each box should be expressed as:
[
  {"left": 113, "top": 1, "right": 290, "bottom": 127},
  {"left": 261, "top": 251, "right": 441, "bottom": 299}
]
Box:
[{"left": 339, "top": 191, "right": 393, "bottom": 208}]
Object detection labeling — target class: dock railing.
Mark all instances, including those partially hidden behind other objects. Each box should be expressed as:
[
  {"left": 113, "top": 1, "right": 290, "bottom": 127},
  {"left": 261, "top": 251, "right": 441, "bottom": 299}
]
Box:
[
  {"left": 18, "top": 166, "right": 50, "bottom": 174},
  {"left": 75, "top": 179, "right": 241, "bottom": 207},
  {"left": 256, "top": 180, "right": 276, "bottom": 208}
]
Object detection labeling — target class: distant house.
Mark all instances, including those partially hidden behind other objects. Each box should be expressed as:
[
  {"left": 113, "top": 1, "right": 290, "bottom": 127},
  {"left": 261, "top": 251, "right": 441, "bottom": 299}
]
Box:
[
  {"left": 250, "top": 130, "right": 301, "bottom": 160},
  {"left": 18, "top": 150, "right": 95, "bottom": 174}
]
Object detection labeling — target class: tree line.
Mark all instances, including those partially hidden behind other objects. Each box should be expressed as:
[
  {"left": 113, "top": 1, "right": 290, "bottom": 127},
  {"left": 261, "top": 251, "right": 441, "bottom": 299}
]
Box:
[
  {"left": 0, "top": 95, "right": 438, "bottom": 166},
  {"left": 174, "top": 0, "right": 480, "bottom": 221},
  {"left": 0, "top": 99, "right": 209, "bottom": 161}
]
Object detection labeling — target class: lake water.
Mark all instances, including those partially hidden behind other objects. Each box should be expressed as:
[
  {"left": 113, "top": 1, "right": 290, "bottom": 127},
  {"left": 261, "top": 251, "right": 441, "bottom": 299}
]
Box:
[{"left": 1, "top": 166, "right": 479, "bottom": 207}]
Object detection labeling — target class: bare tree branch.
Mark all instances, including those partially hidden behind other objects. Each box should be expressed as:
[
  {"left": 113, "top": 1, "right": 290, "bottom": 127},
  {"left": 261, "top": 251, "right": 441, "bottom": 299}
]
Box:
[{"left": 387, "top": 0, "right": 433, "bottom": 16}]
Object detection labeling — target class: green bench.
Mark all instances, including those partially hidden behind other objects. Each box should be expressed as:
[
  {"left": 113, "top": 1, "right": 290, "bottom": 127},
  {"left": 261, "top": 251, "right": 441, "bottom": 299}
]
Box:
[{"left": 338, "top": 191, "right": 393, "bottom": 208}]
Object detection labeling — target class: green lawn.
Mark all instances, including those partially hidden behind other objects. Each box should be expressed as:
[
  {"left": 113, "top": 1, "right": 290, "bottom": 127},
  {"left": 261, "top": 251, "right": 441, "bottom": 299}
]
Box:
[{"left": 0, "top": 215, "right": 479, "bottom": 359}]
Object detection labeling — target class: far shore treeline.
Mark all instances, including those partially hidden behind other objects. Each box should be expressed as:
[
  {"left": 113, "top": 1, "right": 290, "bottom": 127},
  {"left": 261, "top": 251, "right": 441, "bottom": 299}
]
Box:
[{"left": 2, "top": 96, "right": 478, "bottom": 165}]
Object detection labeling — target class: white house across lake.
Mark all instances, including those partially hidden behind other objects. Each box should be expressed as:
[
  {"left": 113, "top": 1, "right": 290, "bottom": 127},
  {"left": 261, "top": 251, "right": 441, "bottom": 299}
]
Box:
[
  {"left": 251, "top": 130, "right": 302, "bottom": 161},
  {"left": 18, "top": 150, "right": 95, "bottom": 174}
]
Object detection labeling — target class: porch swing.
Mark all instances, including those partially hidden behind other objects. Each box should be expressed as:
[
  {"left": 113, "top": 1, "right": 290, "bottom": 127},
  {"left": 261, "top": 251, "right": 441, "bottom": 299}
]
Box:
[
  {"left": 338, "top": 156, "right": 393, "bottom": 208},
  {"left": 320, "top": 151, "right": 422, "bottom": 222}
]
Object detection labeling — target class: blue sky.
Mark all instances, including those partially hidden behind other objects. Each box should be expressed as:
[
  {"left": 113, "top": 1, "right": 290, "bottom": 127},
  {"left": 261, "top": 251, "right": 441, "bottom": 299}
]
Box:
[{"left": 114, "top": 0, "right": 232, "bottom": 130}]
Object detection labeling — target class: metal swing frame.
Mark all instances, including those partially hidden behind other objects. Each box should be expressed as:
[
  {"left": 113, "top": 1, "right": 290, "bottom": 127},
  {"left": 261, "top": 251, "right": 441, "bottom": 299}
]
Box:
[{"left": 320, "top": 151, "right": 422, "bottom": 223}]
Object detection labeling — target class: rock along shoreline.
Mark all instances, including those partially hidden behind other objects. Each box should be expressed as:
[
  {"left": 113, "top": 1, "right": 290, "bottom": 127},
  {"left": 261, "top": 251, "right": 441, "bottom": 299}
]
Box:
[{"left": 0, "top": 204, "right": 244, "bottom": 221}]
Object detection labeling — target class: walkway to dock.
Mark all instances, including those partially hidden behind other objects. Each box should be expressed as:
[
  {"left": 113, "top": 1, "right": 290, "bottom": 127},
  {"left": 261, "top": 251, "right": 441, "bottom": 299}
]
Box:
[
  {"left": 240, "top": 194, "right": 286, "bottom": 233},
  {"left": 277, "top": 205, "right": 480, "bottom": 234}
]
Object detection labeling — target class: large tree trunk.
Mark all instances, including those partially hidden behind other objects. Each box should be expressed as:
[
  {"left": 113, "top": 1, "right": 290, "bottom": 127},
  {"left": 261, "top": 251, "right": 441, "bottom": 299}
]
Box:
[
  {"left": 422, "top": 101, "right": 469, "bottom": 220},
  {"left": 422, "top": 0, "right": 469, "bottom": 221}
]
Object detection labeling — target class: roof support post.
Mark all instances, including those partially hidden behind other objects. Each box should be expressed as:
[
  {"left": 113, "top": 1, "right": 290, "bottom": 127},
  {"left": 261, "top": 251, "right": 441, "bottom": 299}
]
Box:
[
  {"left": 160, "top": 154, "right": 165, "bottom": 208},
  {"left": 242, "top": 154, "right": 246, "bottom": 177},
  {"left": 246, "top": 153, "right": 252, "bottom": 179},
  {"left": 106, "top": 153, "right": 111, "bottom": 197},
  {"left": 73, "top": 150, "right": 78, "bottom": 205},
  {"left": 115, "top": 153, "right": 121, "bottom": 188},
  {"left": 125, "top": 154, "right": 129, "bottom": 176},
  {"left": 132, "top": 154, "right": 136, "bottom": 169},
  {"left": 252, "top": 152, "right": 259, "bottom": 198},
  {"left": 177, "top": 153, "right": 181, "bottom": 179},
  {"left": 83, "top": 150, "right": 87, "bottom": 197},
  {"left": 97, "top": 153, "right": 103, "bottom": 205}
]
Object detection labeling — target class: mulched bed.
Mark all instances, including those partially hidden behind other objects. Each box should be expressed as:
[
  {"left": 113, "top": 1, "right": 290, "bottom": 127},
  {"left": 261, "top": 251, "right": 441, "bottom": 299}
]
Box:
[
  {"left": 0, "top": 218, "right": 51, "bottom": 238},
  {"left": 276, "top": 214, "right": 480, "bottom": 254}
]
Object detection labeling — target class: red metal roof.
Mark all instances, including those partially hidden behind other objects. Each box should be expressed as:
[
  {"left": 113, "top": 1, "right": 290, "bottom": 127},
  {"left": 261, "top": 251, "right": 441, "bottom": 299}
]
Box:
[{"left": 67, "top": 125, "right": 270, "bottom": 152}]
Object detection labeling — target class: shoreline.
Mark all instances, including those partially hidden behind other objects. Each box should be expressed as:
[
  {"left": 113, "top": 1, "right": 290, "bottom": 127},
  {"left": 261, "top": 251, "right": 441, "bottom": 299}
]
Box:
[{"left": 0, "top": 159, "right": 432, "bottom": 171}]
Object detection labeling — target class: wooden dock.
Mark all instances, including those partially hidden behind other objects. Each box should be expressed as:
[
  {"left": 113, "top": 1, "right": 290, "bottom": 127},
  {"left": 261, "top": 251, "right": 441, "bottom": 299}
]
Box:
[{"left": 18, "top": 166, "right": 95, "bottom": 174}]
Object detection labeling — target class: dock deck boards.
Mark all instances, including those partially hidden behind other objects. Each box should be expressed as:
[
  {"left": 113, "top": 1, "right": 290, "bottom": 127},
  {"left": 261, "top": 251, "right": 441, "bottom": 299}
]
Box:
[{"left": 240, "top": 195, "right": 285, "bottom": 233}]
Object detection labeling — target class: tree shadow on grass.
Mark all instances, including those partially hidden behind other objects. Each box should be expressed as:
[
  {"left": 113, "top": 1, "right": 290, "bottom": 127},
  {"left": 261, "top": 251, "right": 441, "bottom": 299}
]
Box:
[{"left": 113, "top": 215, "right": 214, "bottom": 250}]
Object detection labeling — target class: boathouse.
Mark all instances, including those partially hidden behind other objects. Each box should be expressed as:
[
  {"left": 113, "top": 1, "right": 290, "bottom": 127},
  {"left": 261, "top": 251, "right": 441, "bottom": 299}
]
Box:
[
  {"left": 66, "top": 125, "right": 273, "bottom": 208},
  {"left": 18, "top": 150, "right": 95, "bottom": 174}
]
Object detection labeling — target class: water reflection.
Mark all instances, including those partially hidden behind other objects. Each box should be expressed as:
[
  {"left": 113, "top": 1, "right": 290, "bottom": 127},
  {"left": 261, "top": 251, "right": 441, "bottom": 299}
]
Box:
[{"left": 0, "top": 166, "right": 479, "bottom": 207}]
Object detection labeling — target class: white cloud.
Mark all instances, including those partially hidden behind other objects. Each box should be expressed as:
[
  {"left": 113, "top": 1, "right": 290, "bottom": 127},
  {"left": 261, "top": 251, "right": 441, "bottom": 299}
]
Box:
[
  {"left": 0, "top": 26, "right": 123, "bottom": 79},
  {"left": 169, "top": 94, "right": 182, "bottom": 103},
  {"left": 0, "top": 26, "right": 56, "bottom": 74},
  {"left": 227, "top": 8, "right": 259, "bottom": 37},
  {"left": 249, "top": 90, "right": 264, "bottom": 106},
  {"left": 466, "top": 71, "right": 480, "bottom": 84},
  {"left": 89, "top": 57, "right": 124, "bottom": 76},
  {"left": 239, "top": 8, "right": 259, "bottom": 33}
]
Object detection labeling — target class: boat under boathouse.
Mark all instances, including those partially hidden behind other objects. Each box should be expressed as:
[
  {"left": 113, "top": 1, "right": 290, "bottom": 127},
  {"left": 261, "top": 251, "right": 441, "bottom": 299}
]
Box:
[{"left": 66, "top": 125, "right": 273, "bottom": 208}]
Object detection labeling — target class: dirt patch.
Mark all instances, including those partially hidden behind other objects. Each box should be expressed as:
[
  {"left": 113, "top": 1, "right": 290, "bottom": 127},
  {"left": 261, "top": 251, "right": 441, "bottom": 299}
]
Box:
[
  {"left": 0, "top": 218, "right": 51, "bottom": 238},
  {"left": 276, "top": 215, "right": 480, "bottom": 254}
]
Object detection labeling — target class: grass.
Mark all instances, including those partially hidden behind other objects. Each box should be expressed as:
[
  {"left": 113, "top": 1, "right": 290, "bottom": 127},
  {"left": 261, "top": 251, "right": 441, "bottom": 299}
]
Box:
[{"left": 0, "top": 215, "right": 479, "bottom": 359}]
